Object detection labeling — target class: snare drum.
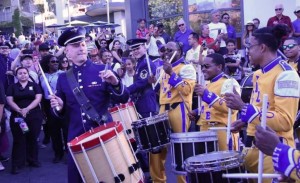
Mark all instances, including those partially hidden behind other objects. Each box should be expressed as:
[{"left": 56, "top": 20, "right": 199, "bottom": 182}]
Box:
[
  {"left": 185, "top": 151, "right": 245, "bottom": 183},
  {"left": 132, "top": 112, "right": 170, "bottom": 153},
  {"left": 170, "top": 131, "right": 218, "bottom": 175},
  {"left": 240, "top": 73, "right": 253, "bottom": 103},
  {"left": 109, "top": 102, "right": 139, "bottom": 141},
  {"left": 68, "top": 122, "right": 143, "bottom": 183}
]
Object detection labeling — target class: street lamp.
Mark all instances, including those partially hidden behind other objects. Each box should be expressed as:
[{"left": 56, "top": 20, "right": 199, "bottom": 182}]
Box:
[{"left": 106, "top": 0, "right": 110, "bottom": 24}]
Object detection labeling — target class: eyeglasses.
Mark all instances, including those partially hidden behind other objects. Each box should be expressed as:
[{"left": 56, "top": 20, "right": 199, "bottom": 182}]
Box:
[
  {"left": 178, "top": 24, "right": 184, "bottom": 27},
  {"left": 103, "top": 55, "right": 112, "bottom": 58},
  {"left": 246, "top": 44, "right": 260, "bottom": 50},
  {"left": 62, "top": 61, "right": 68, "bottom": 64},
  {"left": 275, "top": 8, "right": 283, "bottom": 11},
  {"left": 100, "top": 42, "right": 107, "bottom": 45},
  {"left": 90, "top": 55, "right": 97, "bottom": 58},
  {"left": 201, "top": 64, "right": 215, "bottom": 69},
  {"left": 50, "top": 60, "right": 59, "bottom": 64},
  {"left": 223, "top": 17, "right": 230, "bottom": 19},
  {"left": 282, "top": 44, "right": 297, "bottom": 50}
]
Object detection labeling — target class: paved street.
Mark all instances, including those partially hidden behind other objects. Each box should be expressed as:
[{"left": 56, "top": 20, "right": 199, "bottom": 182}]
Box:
[{"left": 0, "top": 132, "right": 176, "bottom": 183}]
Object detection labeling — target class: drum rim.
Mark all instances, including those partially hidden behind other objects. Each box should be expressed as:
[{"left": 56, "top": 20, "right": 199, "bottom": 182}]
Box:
[
  {"left": 108, "top": 102, "right": 135, "bottom": 112},
  {"left": 68, "top": 121, "right": 123, "bottom": 152},
  {"left": 184, "top": 151, "right": 241, "bottom": 172},
  {"left": 170, "top": 131, "right": 217, "bottom": 138}
]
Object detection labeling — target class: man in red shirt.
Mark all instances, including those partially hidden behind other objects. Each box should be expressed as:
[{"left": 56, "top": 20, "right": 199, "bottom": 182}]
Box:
[
  {"left": 198, "top": 24, "right": 222, "bottom": 52},
  {"left": 267, "top": 4, "right": 294, "bottom": 36}
]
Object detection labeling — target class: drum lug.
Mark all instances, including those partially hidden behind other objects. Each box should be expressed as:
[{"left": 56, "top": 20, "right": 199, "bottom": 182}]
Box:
[{"left": 114, "top": 174, "right": 125, "bottom": 183}]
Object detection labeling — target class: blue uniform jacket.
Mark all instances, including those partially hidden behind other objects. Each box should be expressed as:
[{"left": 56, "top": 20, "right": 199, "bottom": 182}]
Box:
[
  {"left": 55, "top": 60, "right": 129, "bottom": 141},
  {"left": 128, "top": 55, "right": 158, "bottom": 116}
]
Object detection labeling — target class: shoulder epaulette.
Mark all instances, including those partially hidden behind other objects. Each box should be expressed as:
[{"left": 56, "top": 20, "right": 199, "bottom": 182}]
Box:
[{"left": 279, "top": 60, "right": 293, "bottom": 71}]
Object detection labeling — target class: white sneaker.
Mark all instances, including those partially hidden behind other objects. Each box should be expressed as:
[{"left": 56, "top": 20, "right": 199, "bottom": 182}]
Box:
[{"left": 0, "top": 162, "right": 5, "bottom": 171}]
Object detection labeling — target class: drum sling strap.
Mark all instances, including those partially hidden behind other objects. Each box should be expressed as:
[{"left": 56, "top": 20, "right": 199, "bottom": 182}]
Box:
[{"left": 66, "top": 68, "right": 107, "bottom": 125}]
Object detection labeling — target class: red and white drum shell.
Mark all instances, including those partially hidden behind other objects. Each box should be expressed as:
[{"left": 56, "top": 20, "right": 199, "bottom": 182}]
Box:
[
  {"left": 108, "top": 102, "right": 138, "bottom": 142},
  {"left": 68, "top": 121, "right": 143, "bottom": 183}
]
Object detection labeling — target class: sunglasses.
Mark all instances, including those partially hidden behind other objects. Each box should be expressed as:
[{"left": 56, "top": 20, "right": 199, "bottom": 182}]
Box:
[
  {"left": 295, "top": 10, "right": 300, "bottom": 14},
  {"left": 90, "top": 55, "right": 97, "bottom": 58},
  {"left": 50, "top": 60, "right": 59, "bottom": 64},
  {"left": 275, "top": 8, "right": 283, "bottom": 11},
  {"left": 282, "top": 44, "right": 297, "bottom": 50},
  {"left": 62, "top": 61, "right": 68, "bottom": 63},
  {"left": 165, "top": 48, "right": 176, "bottom": 53},
  {"left": 100, "top": 42, "right": 107, "bottom": 44},
  {"left": 201, "top": 64, "right": 213, "bottom": 69},
  {"left": 178, "top": 24, "right": 184, "bottom": 27}
]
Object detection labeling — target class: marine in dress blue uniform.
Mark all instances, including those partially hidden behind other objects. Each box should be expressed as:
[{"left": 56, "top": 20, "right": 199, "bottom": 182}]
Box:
[{"left": 51, "top": 27, "right": 129, "bottom": 183}]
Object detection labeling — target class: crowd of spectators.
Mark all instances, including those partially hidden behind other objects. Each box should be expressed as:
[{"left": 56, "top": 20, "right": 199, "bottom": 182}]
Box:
[{"left": 0, "top": 3, "right": 299, "bottom": 179}]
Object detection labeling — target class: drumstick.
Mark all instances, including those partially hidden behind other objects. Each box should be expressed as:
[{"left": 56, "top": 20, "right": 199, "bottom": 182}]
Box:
[
  {"left": 258, "top": 94, "right": 268, "bottom": 183},
  {"left": 104, "top": 62, "right": 109, "bottom": 74},
  {"left": 227, "top": 78, "right": 234, "bottom": 150},
  {"left": 154, "top": 51, "right": 177, "bottom": 88},
  {"left": 223, "top": 173, "right": 281, "bottom": 179},
  {"left": 145, "top": 53, "right": 155, "bottom": 89},
  {"left": 38, "top": 63, "right": 60, "bottom": 111},
  {"left": 179, "top": 91, "right": 191, "bottom": 114},
  {"left": 197, "top": 64, "right": 202, "bottom": 116}
]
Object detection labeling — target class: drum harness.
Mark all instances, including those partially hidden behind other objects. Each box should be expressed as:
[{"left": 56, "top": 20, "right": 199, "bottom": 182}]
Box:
[{"left": 66, "top": 69, "right": 108, "bottom": 126}]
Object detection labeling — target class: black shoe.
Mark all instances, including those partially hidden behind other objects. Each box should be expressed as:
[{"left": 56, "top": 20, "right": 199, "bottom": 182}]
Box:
[
  {"left": 0, "top": 155, "right": 9, "bottom": 162},
  {"left": 28, "top": 161, "right": 41, "bottom": 168},
  {"left": 11, "top": 166, "right": 20, "bottom": 174}
]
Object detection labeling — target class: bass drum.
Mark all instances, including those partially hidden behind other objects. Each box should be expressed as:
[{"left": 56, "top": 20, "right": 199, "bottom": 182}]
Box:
[{"left": 240, "top": 73, "right": 253, "bottom": 103}]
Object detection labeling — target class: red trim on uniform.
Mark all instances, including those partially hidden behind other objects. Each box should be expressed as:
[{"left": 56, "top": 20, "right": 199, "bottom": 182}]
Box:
[
  {"left": 69, "top": 121, "right": 123, "bottom": 152},
  {"left": 108, "top": 102, "right": 134, "bottom": 113}
]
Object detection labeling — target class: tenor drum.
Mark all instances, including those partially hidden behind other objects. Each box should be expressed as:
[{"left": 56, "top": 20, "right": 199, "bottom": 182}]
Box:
[
  {"left": 240, "top": 73, "right": 253, "bottom": 103},
  {"left": 68, "top": 122, "right": 143, "bottom": 183},
  {"left": 185, "top": 151, "right": 245, "bottom": 183},
  {"left": 109, "top": 102, "right": 139, "bottom": 141},
  {"left": 132, "top": 112, "right": 170, "bottom": 153},
  {"left": 170, "top": 131, "right": 218, "bottom": 175}
]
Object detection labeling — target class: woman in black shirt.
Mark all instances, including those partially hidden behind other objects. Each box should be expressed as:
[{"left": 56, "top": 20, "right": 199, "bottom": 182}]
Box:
[{"left": 6, "top": 67, "right": 43, "bottom": 174}]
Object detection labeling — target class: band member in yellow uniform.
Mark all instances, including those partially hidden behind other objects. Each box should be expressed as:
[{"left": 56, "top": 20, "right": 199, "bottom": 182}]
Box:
[
  {"left": 149, "top": 41, "right": 196, "bottom": 183},
  {"left": 283, "top": 37, "right": 300, "bottom": 71},
  {"left": 189, "top": 53, "right": 240, "bottom": 151},
  {"left": 225, "top": 24, "right": 300, "bottom": 183}
]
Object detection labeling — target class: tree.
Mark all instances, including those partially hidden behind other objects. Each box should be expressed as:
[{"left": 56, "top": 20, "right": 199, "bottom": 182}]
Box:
[{"left": 12, "top": 8, "right": 23, "bottom": 37}]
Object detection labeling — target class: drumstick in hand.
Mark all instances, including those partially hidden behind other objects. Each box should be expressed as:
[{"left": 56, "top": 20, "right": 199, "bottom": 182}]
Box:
[
  {"left": 154, "top": 51, "right": 177, "bottom": 88},
  {"left": 258, "top": 94, "right": 268, "bottom": 183},
  {"left": 38, "top": 63, "right": 60, "bottom": 111},
  {"left": 227, "top": 78, "right": 233, "bottom": 150}
]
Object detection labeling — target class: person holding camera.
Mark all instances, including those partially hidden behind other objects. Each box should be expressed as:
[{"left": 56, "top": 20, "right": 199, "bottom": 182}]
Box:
[{"left": 6, "top": 66, "right": 43, "bottom": 174}]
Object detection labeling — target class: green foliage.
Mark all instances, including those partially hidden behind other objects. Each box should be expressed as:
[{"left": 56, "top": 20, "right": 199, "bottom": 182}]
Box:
[
  {"left": 12, "top": 8, "right": 23, "bottom": 36},
  {"left": 21, "top": 16, "right": 33, "bottom": 27}
]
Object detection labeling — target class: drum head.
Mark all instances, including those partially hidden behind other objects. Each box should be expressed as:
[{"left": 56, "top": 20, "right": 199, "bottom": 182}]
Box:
[
  {"left": 170, "top": 131, "right": 217, "bottom": 142},
  {"left": 146, "top": 112, "right": 169, "bottom": 125},
  {"left": 185, "top": 151, "right": 241, "bottom": 172}
]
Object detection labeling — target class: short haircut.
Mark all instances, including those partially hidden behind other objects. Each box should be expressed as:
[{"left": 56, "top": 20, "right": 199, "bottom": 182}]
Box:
[
  {"left": 252, "top": 18, "right": 260, "bottom": 24},
  {"left": 253, "top": 24, "right": 288, "bottom": 52},
  {"left": 137, "top": 18, "right": 146, "bottom": 23},
  {"left": 226, "top": 39, "right": 236, "bottom": 45},
  {"left": 210, "top": 9, "right": 220, "bottom": 15},
  {"left": 284, "top": 37, "right": 300, "bottom": 45},
  {"left": 221, "top": 13, "right": 229, "bottom": 19},
  {"left": 15, "top": 66, "right": 29, "bottom": 75},
  {"left": 206, "top": 53, "right": 225, "bottom": 70},
  {"left": 189, "top": 32, "right": 199, "bottom": 40}
]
